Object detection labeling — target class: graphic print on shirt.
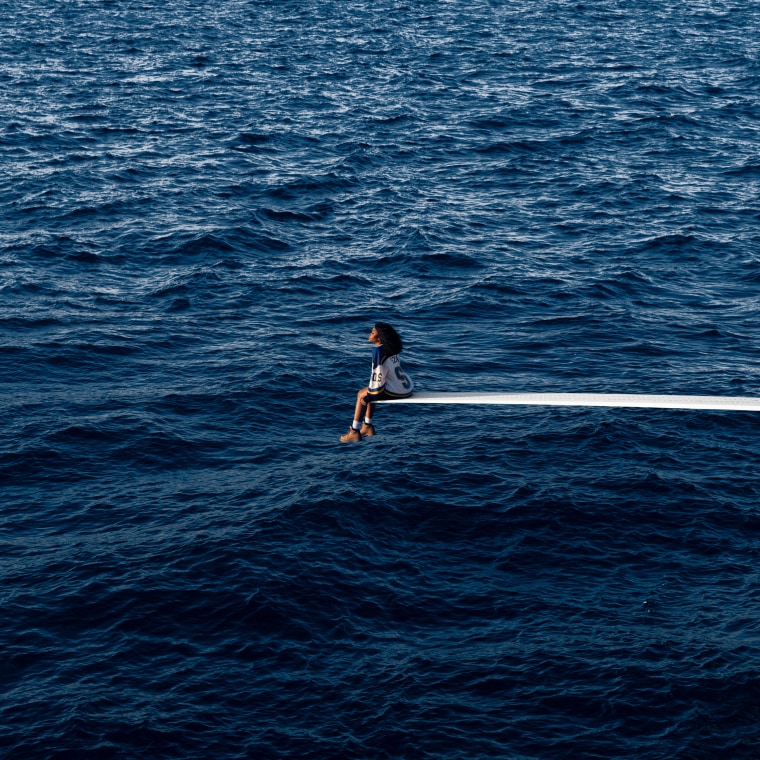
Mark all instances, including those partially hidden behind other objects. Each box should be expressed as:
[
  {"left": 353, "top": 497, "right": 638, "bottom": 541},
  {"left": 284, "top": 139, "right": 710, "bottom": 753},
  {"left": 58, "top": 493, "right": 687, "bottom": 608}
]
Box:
[{"left": 368, "top": 348, "right": 414, "bottom": 397}]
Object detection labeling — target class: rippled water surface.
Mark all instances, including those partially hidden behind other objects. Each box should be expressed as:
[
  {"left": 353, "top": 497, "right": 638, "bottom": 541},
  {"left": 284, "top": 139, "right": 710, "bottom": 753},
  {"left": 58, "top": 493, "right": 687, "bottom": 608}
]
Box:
[{"left": 2, "top": 1, "right": 760, "bottom": 757}]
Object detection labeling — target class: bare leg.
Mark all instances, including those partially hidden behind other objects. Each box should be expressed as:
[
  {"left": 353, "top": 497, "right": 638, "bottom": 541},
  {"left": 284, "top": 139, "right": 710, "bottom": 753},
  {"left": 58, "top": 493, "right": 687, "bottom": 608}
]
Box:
[
  {"left": 353, "top": 387, "right": 370, "bottom": 423},
  {"left": 341, "top": 388, "right": 380, "bottom": 442},
  {"left": 357, "top": 391, "right": 376, "bottom": 437},
  {"left": 341, "top": 387, "right": 372, "bottom": 442},
  {"left": 360, "top": 400, "right": 376, "bottom": 437}
]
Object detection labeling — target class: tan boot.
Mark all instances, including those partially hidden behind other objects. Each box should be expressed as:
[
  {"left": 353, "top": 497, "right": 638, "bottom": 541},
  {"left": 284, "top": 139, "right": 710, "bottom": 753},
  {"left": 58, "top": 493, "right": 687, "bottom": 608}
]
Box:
[
  {"left": 360, "top": 422, "right": 375, "bottom": 437},
  {"left": 340, "top": 427, "right": 362, "bottom": 443}
]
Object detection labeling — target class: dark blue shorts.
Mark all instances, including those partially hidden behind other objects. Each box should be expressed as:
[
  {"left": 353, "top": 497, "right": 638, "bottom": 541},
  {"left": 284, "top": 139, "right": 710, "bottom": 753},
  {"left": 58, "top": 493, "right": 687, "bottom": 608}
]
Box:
[{"left": 363, "top": 390, "right": 413, "bottom": 403}]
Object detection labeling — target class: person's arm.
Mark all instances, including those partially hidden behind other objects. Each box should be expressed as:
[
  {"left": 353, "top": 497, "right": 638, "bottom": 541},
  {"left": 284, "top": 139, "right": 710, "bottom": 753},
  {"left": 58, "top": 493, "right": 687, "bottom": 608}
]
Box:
[{"left": 367, "top": 347, "right": 386, "bottom": 396}]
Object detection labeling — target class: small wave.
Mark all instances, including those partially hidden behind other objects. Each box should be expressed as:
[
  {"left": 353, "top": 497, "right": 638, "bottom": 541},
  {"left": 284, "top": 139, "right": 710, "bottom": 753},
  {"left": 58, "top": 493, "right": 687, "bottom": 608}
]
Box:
[
  {"left": 581, "top": 271, "right": 654, "bottom": 299},
  {"left": 473, "top": 280, "right": 528, "bottom": 296},
  {"left": 618, "top": 341, "right": 673, "bottom": 356},
  {"left": 65, "top": 250, "right": 101, "bottom": 263},
  {"left": 167, "top": 297, "right": 191, "bottom": 311},
  {"left": 267, "top": 173, "right": 358, "bottom": 199},
  {"left": 419, "top": 252, "right": 486, "bottom": 269},
  {"left": 369, "top": 112, "right": 412, "bottom": 125},
  {"left": 153, "top": 230, "right": 289, "bottom": 261},
  {"left": 175, "top": 233, "right": 235, "bottom": 256},
  {"left": 148, "top": 269, "right": 224, "bottom": 299},
  {"left": 468, "top": 117, "right": 510, "bottom": 130},
  {"left": 230, "top": 132, "right": 273, "bottom": 153},
  {"left": 475, "top": 140, "right": 541, "bottom": 155},
  {"left": 259, "top": 207, "right": 319, "bottom": 223},
  {"left": 724, "top": 163, "right": 760, "bottom": 177},
  {"left": 738, "top": 261, "right": 760, "bottom": 283},
  {"left": 278, "top": 272, "right": 372, "bottom": 295},
  {"left": 632, "top": 233, "right": 697, "bottom": 253}
]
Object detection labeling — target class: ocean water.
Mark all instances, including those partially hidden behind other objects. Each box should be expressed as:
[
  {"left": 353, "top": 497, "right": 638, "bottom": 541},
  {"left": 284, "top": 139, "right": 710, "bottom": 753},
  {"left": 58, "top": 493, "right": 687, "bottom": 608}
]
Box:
[{"left": 2, "top": 0, "right": 760, "bottom": 757}]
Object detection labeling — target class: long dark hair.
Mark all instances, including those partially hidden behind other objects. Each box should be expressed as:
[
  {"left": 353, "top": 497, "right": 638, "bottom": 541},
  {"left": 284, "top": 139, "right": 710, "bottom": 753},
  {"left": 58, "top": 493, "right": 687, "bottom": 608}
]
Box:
[{"left": 374, "top": 322, "right": 403, "bottom": 357}]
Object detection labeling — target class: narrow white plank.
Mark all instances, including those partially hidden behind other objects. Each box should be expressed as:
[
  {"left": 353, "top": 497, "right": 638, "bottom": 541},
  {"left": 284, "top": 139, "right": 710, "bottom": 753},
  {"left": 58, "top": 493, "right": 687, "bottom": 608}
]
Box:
[{"left": 377, "top": 392, "right": 760, "bottom": 412}]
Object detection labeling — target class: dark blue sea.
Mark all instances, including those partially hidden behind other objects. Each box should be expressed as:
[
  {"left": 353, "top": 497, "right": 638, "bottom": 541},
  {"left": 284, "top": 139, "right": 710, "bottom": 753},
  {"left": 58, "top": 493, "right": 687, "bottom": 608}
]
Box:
[{"left": 3, "top": 1, "right": 760, "bottom": 757}]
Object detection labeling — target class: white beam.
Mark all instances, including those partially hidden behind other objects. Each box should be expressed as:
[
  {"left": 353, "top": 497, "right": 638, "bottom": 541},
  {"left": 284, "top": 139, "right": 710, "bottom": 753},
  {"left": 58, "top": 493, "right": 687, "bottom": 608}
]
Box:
[{"left": 377, "top": 392, "right": 760, "bottom": 412}]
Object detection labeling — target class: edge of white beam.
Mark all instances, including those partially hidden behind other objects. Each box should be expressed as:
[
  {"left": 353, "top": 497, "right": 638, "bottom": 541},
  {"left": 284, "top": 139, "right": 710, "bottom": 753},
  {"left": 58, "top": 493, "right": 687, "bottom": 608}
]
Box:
[{"left": 376, "top": 392, "right": 760, "bottom": 412}]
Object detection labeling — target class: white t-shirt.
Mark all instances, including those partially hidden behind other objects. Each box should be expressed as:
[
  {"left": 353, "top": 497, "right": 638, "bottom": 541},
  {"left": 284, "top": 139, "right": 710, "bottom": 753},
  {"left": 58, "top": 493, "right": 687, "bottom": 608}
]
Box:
[{"left": 368, "top": 347, "right": 414, "bottom": 397}]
